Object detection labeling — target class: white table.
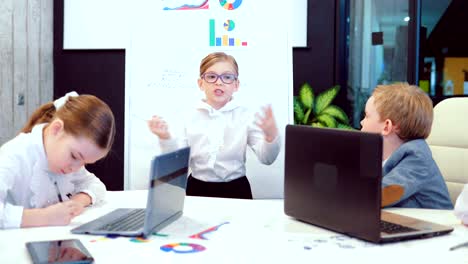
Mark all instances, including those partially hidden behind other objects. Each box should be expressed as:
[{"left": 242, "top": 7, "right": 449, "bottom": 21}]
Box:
[{"left": 1, "top": 191, "right": 467, "bottom": 263}]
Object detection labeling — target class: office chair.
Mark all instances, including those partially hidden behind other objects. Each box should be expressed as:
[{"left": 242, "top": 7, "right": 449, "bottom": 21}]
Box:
[{"left": 426, "top": 97, "right": 468, "bottom": 205}]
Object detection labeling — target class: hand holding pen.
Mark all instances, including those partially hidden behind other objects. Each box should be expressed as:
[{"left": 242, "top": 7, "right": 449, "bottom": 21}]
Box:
[
  {"left": 54, "top": 181, "right": 79, "bottom": 203},
  {"left": 43, "top": 202, "right": 81, "bottom": 225},
  {"left": 44, "top": 182, "right": 83, "bottom": 225}
]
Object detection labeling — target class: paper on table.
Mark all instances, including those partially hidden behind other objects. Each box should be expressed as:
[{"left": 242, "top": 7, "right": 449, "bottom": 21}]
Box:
[
  {"left": 270, "top": 232, "right": 468, "bottom": 263},
  {"left": 157, "top": 216, "right": 231, "bottom": 240}
]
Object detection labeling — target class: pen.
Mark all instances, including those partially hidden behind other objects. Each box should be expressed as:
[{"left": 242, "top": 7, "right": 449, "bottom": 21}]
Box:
[
  {"left": 55, "top": 240, "right": 62, "bottom": 261},
  {"left": 54, "top": 181, "right": 63, "bottom": 202},
  {"left": 449, "top": 241, "right": 468, "bottom": 251}
]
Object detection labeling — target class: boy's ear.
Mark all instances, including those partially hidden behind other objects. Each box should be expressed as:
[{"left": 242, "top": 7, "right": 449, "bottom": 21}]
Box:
[
  {"left": 49, "top": 119, "right": 65, "bottom": 136},
  {"left": 381, "top": 119, "right": 394, "bottom": 136}
]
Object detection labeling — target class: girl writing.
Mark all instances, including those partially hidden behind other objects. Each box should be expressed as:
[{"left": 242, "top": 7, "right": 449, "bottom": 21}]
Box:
[{"left": 0, "top": 92, "right": 115, "bottom": 228}]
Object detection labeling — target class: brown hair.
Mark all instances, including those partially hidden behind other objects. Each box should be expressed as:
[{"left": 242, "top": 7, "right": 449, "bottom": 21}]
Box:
[
  {"left": 372, "top": 83, "right": 433, "bottom": 140},
  {"left": 21, "top": 94, "right": 115, "bottom": 151},
  {"left": 199, "top": 52, "right": 239, "bottom": 76}
]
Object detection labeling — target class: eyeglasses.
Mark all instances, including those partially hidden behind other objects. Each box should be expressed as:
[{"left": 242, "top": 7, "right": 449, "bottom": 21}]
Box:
[{"left": 201, "top": 73, "right": 238, "bottom": 84}]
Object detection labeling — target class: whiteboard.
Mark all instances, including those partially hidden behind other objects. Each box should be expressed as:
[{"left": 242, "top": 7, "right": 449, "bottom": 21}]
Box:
[{"left": 126, "top": 0, "right": 293, "bottom": 198}]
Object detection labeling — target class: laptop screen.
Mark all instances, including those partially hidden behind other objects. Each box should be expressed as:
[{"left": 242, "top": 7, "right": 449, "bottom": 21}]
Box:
[
  {"left": 144, "top": 147, "right": 190, "bottom": 233},
  {"left": 284, "top": 125, "right": 383, "bottom": 241}
]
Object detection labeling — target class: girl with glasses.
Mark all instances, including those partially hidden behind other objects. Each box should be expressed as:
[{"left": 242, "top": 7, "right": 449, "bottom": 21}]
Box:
[{"left": 148, "top": 52, "right": 280, "bottom": 199}]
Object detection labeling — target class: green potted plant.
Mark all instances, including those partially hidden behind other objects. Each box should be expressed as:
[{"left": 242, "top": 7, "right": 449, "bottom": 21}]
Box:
[{"left": 294, "top": 83, "right": 353, "bottom": 129}]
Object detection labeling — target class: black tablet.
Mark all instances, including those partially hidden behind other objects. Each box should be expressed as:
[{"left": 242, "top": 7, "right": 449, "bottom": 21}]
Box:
[{"left": 26, "top": 239, "right": 94, "bottom": 264}]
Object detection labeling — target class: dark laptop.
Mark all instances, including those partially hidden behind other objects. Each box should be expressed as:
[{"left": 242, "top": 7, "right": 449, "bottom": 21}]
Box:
[
  {"left": 71, "top": 147, "right": 190, "bottom": 238},
  {"left": 284, "top": 125, "right": 453, "bottom": 243}
]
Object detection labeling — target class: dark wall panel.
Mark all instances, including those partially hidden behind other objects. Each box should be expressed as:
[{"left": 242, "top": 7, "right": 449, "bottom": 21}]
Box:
[
  {"left": 292, "top": 0, "right": 349, "bottom": 114},
  {"left": 293, "top": 0, "right": 336, "bottom": 95},
  {"left": 54, "top": 0, "right": 125, "bottom": 190}
]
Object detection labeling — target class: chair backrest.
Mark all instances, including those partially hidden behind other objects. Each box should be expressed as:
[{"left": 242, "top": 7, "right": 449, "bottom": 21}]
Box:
[{"left": 426, "top": 97, "right": 468, "bottom": 205}]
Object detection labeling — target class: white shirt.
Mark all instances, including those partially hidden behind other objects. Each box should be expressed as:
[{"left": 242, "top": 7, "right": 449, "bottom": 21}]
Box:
[
  {"left": 160, "top": 99, "right": 281, "bottom": 182},
  {"left": 0, "top": 124, "right": 106, "bottom": 229},
  {"left": 455, "top": 184, "right": 468, "bottom": 225}
]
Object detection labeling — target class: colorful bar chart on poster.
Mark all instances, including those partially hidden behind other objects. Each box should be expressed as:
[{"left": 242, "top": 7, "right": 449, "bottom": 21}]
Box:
[{"left": 209, "top": 19, "right": 247, "bottom": 47}]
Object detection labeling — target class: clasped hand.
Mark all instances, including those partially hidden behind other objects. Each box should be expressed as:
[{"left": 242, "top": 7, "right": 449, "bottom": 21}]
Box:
[{"left": 45, "top": 200, "right": 85, "bottom": 225}]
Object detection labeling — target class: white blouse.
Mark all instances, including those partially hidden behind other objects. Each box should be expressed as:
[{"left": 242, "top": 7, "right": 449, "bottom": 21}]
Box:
[
  {"left": 160, "top": 98, "right": 281, "bottom": 182},
  {"left": 0, "top": 124, "right": 106, "bottom": 229},
  {"left": 455, "top": 184, "right": 468, "bottom": 225}
]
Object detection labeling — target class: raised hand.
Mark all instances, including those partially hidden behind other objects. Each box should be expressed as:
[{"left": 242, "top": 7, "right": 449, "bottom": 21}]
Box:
[
  {"left": 147, "top": 115, "right": 171, "bottom": 140},
  {"left": 255, "top": 105, "right": 278, "bottom": 143}
]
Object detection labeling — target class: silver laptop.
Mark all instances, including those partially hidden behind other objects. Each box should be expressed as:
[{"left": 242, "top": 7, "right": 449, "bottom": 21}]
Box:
[
  {"left": 284, "top": 125, "right": 453, "bottom": 243},
  {"left": 71, "top": 147, "right": 190, "bottom": 238}
]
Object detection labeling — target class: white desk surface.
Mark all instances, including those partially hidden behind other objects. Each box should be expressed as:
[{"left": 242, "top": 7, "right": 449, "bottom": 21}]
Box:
[{"left": 1, "top": 190, "right": 467, "bottom": 263}]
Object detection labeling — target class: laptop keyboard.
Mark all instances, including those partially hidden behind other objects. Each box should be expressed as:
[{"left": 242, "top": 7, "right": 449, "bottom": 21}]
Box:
[
  {"left": 97, "top": 209, "right": 146, "bottom": 232},
  {"left": 380, "top": 220, "right": 417, "bottom": 234}
]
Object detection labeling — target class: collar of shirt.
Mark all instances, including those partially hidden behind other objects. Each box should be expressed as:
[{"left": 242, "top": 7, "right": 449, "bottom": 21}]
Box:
[{"left": 197, "top": 97, "right": 241, "bottom": 116}]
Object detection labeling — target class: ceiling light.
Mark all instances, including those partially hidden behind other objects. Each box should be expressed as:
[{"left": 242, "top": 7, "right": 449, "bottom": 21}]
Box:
[{"left": 404, "top": 16, "right": 410, "bottom": 22}]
